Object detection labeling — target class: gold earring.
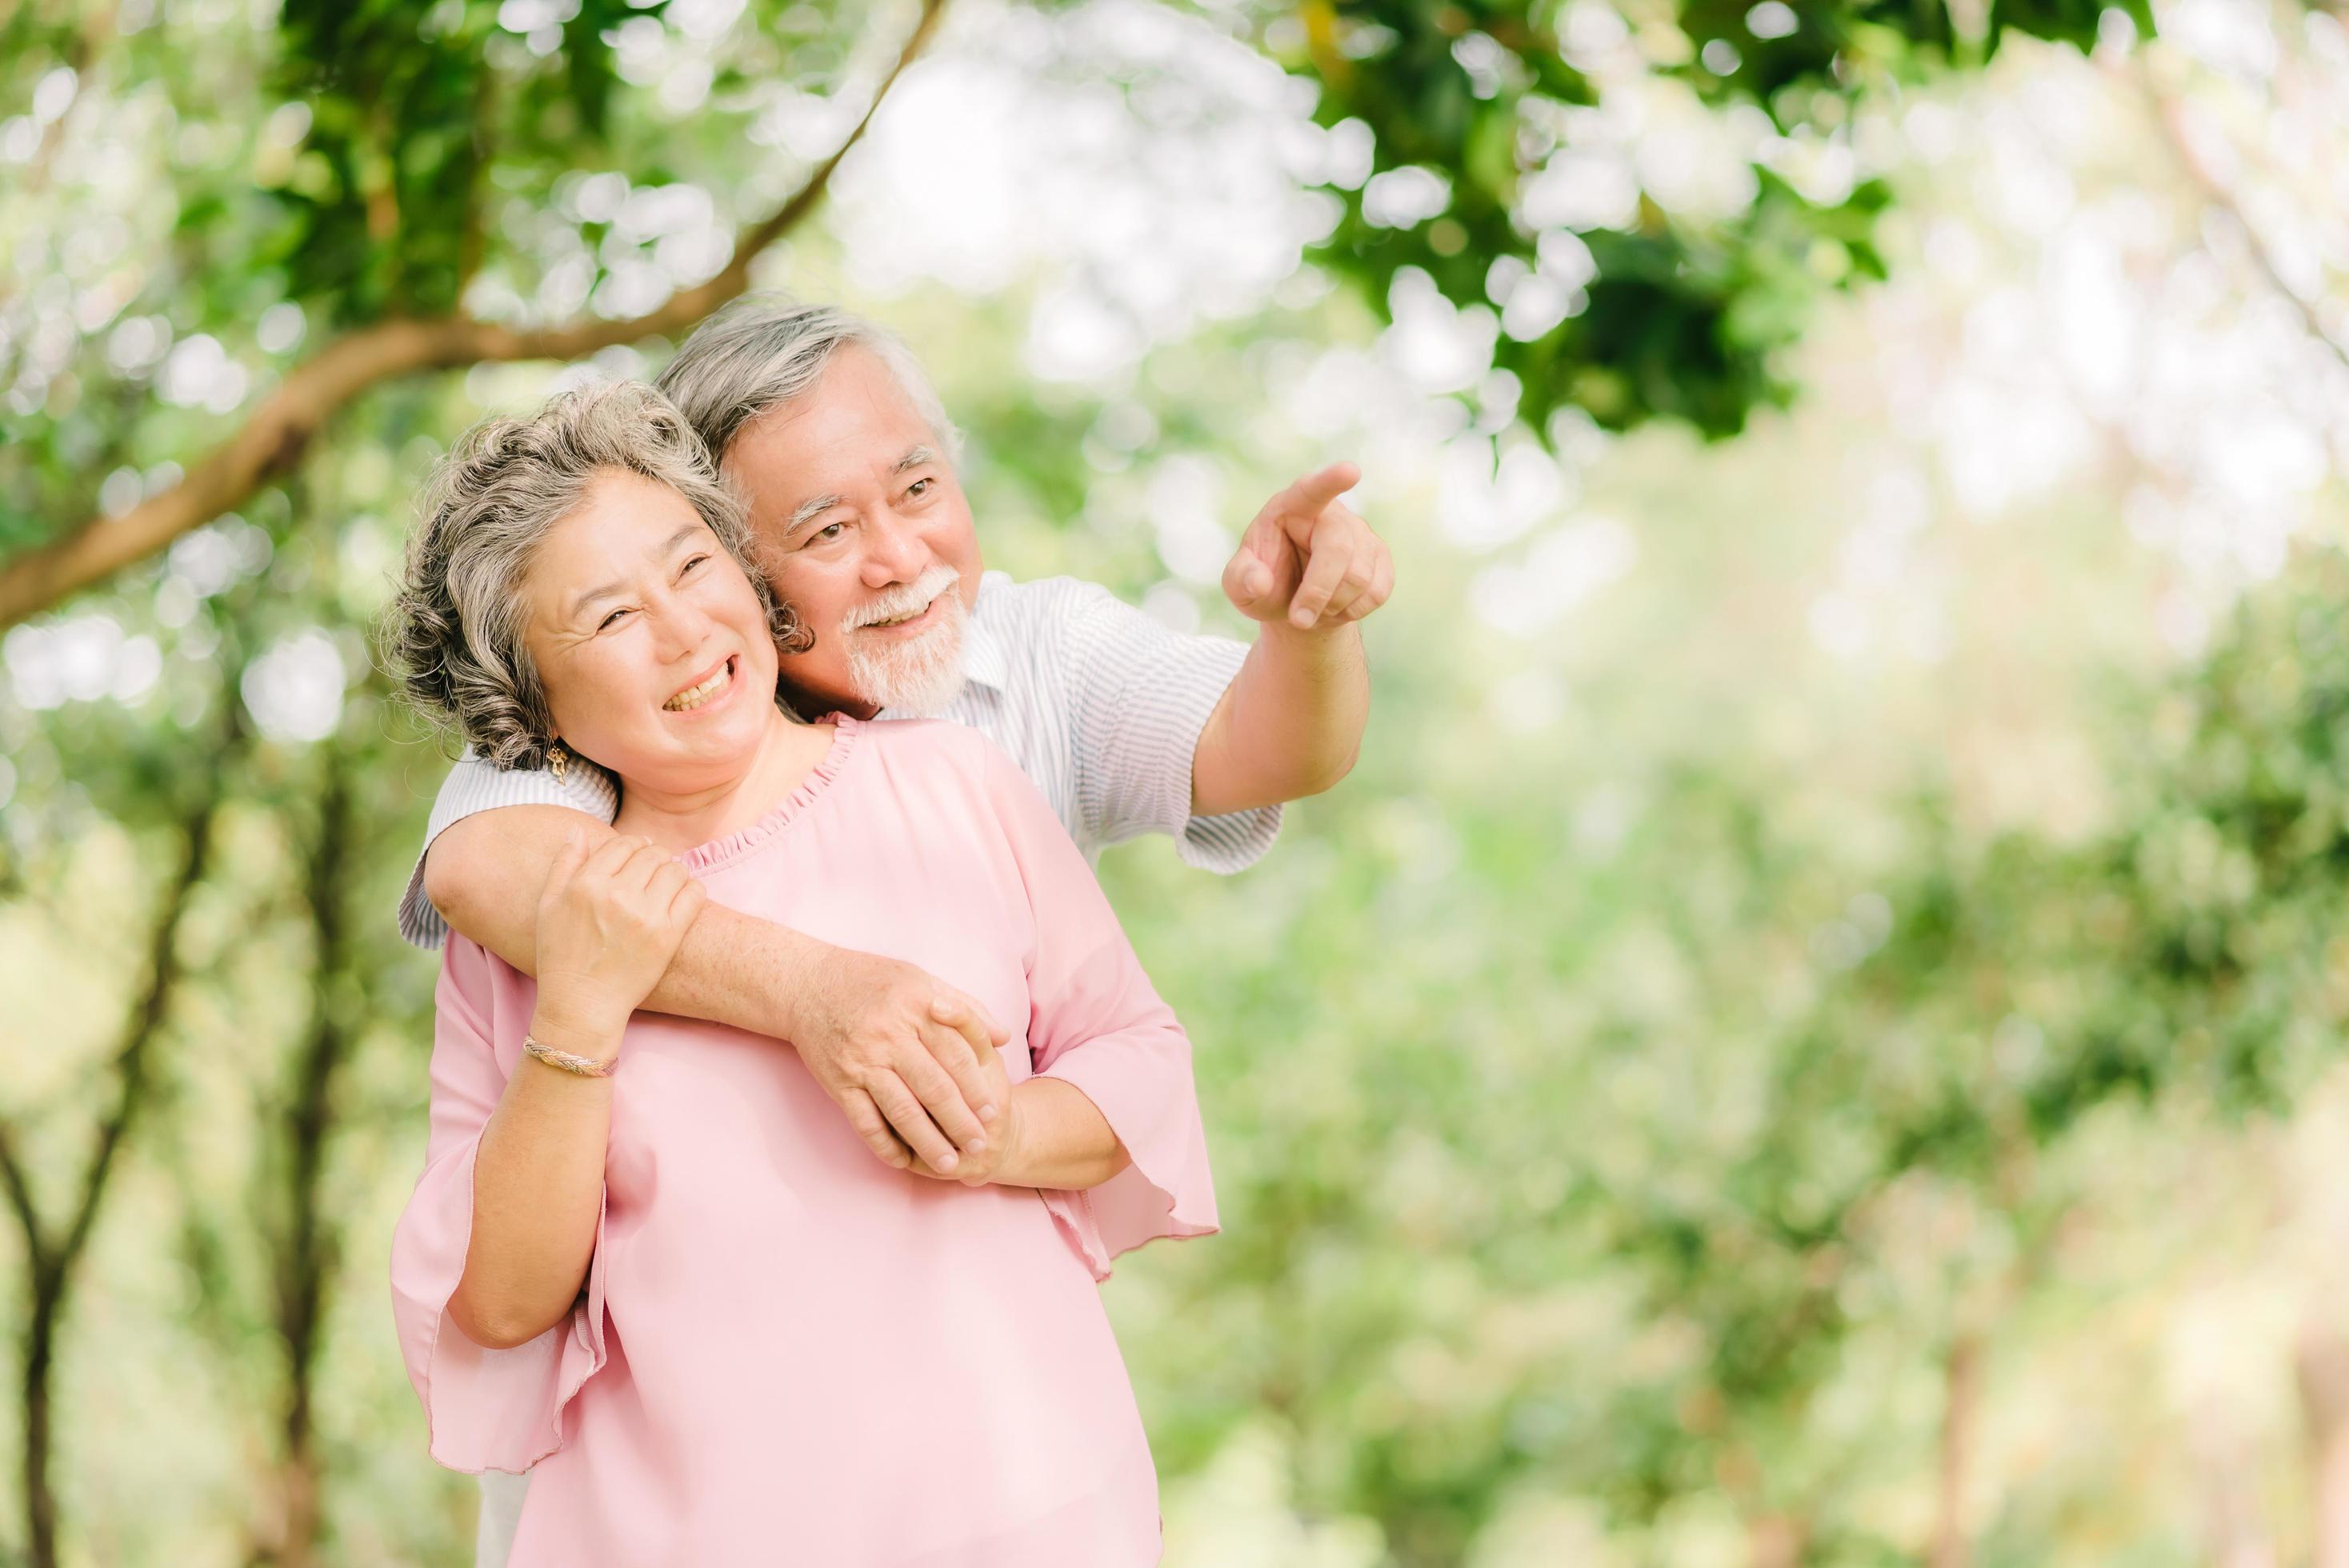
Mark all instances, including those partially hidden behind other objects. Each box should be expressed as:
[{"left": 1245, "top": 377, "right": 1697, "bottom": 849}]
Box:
[{"left": 549, "top": 743, "right": 567, "bottom": 783}]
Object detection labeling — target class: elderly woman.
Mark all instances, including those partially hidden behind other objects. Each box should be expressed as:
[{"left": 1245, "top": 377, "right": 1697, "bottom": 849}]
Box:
[{"left": 384, "top": 382, "right": 1215, "bottom": 1565}]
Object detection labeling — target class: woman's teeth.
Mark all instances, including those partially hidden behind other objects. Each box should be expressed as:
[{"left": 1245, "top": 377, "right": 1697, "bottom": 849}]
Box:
[{"left": 664, "top": 662, "right": 730, "bottom": 712}]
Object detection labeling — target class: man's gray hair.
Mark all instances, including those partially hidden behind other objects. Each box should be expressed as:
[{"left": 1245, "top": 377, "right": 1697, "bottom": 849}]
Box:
[
  {"left": 386, "top": 379, "right": 807, "bottom": 772},
  {"left": 654, "top": 295, "right": 962, "bottom": 466}
]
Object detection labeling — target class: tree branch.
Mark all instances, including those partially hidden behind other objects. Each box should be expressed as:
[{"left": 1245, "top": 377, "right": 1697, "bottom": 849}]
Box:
[
  {"left": 2138, "top": 74, "right": 2349, "bottom": 376},
  {"left": 18, "top": 5, "right": 115, "bottom": 201},
  {"left": 0, "top": 1118, "right": 48, "bottom": 1278},
  {"left": 0, "top": 0, "right": 948, "bottom": 630}
]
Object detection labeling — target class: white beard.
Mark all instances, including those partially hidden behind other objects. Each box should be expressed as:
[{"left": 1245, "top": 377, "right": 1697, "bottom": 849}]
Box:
[{"left": 841, "top": 566, "right": 969, "bottom": 716}]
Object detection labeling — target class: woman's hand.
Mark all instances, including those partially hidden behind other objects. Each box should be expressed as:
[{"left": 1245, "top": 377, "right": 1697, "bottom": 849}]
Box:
[
  {"left": 530, "top": 828, "right": 706, "bottom": 1050},
  {"left": 906, "top": 1040, "right": 1022, "bottom": 1187}
]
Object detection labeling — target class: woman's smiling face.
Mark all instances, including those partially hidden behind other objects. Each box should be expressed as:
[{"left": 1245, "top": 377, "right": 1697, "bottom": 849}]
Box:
[{"left": 519, "top": 468, "right": 782, "bottom": 793}]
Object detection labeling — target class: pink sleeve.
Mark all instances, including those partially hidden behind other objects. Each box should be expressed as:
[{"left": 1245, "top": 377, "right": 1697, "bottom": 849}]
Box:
[
  {"left": 388, "top": 938, "right": 610, "bottom": 1474},
  {"left": 984, "top": 741, "right": 1219, "bottom": 1278}
]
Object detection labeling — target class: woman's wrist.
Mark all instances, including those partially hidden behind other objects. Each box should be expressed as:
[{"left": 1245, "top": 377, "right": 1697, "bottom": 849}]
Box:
[
  {"left": 990, "top": 1078, "right": 1130, "bottom": 1191},
  {"left": 526, "top": 1002, "right": 626, "bottom": 1066},
  {"left": 980, "top": 1084, "right": 1039, "bottom": 1186}
]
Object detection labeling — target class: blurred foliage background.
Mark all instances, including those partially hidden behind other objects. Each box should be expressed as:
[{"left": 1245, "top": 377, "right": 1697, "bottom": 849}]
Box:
[{"left": 4, "top": 0, "right": 2348, "bottom": 1562}]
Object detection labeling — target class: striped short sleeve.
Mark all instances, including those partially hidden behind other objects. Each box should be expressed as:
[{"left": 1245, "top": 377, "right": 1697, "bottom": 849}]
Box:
[
  {"left": 1058, "top": 586, "right": 1283, "bottom": 874},
  {"left": 396, "top": 753, "right": 620, "bottom": 951}
]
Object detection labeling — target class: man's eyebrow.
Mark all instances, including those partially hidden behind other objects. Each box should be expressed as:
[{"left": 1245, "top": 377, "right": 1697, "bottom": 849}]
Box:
[
  {"left": 782, "top": 491, "right": 846, "bottom": 539},
  {"left": 777, "top": 452, "right": 936, "bottom": 541},
  {"left": 566, "top": 524, "right": 704, "bottom": 619}
]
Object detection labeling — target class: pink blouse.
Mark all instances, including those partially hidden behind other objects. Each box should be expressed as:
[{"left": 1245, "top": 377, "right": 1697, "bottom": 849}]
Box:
[{"left": 390, "top": 717, "right": 1218, "bottom": 1566}]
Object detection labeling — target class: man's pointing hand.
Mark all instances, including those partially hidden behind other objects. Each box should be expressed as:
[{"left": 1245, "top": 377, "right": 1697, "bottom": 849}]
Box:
[{"left": 1222, "top": 461, "right": 1394, "bottom": 633}]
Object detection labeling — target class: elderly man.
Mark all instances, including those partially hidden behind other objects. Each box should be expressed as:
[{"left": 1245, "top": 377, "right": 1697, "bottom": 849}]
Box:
[{"left": 402, "top": 297, "right": 1389, "bottom": 1562}]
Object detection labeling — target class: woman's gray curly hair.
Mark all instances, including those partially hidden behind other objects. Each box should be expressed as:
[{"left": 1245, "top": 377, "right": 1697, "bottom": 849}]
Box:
[{"left": 385, "top": 379, "right": 810, "bottom": 771}]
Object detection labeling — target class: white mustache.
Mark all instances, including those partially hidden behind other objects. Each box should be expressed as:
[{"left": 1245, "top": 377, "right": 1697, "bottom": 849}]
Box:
[{"left": 844, "top": 566, "right": 960, "bottom": 631}]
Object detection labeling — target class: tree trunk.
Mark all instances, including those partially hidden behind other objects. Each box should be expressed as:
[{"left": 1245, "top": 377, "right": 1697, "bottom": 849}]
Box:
[
  {"left": 2191, "top": 1396, "right": 2276, "bottom": 1568},
  {"left": 19, "top": 1267, "right": 60, "bottom": 1568},
  {"left": 1930, "top": 1333, "right": 1983, "bottom": 1568},
  {"left": 0, "top": 782, "right": 222, "bottom": 1566},
  {"left": 257, "top": 753, "right": 356, "bottom": 1566},
  {"left": 1746, "top": 1513, "right": 1808, "bottom": 1568},
  {"left": 2298, "top": 1318, "right": 2349, "bottom": 1568}
]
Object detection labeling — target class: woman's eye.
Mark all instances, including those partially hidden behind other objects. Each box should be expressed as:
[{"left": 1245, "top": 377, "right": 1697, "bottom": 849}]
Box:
[
  {"left": 679, "top": 554, "right": 708, "bottom": 576},
  {"left": 598, "top": 607, "right": 630, "bottom": 631}
]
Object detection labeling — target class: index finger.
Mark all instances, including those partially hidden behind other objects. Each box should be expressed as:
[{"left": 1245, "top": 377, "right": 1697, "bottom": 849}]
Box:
[
  {"left": 541, "top": 826, "right": 590, "bottom": 890},
  {"left": 581, "top": 833, "right": 646, "bottom": 879},
  {"left": 618, "top": 840, "right": 675, "bottom": 892},
  {"left": 930, "top": 992, "right": 1009, "bottom": 1050},
  {"left": 1273, "top": 461, "right": 1360, "bottom": 525}
]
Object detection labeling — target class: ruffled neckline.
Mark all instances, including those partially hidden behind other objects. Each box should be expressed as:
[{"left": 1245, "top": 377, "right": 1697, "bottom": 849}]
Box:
[{"left": 677, "top": 714, "right": 862, "bottom": 876}]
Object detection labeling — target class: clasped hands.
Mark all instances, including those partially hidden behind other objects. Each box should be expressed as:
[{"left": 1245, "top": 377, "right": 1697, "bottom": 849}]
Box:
[{"left": 532, "top": 828, "right": 1020, "bottom": 1180}]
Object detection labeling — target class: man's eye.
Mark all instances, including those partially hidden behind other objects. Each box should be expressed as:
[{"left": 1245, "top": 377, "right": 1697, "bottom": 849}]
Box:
[
  {"left": 906, "top": 478, "right": 932, "bottom": 499},
  {"left": 810, "top": 522, "right": 846, "bottom": 544}
]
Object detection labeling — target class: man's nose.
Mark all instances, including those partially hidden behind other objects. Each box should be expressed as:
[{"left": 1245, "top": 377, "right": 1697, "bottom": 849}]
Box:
[{"left": 860, "top": 511, "right": 932, "bottom": 586}]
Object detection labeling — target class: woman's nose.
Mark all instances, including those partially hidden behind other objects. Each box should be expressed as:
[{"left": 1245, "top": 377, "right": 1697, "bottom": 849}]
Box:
[{"left": 645, "top": 594, "right": 709, "bottom": 658}]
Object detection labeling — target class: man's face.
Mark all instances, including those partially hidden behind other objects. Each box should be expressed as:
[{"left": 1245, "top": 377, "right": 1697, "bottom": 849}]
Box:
[{"left": 722, "top": 346, "right": 983, "bottom": 719}]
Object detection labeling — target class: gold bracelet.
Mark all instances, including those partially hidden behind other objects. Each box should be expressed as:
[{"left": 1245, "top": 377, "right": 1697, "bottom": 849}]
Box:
[{"left": 522, "top": 1034, "right": 618, "bottom": 1078}]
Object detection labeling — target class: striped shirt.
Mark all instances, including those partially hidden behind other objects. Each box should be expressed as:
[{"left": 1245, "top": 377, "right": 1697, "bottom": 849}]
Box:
[{"left": 396, "top": 571, "right": 1281, "bottom": 948}]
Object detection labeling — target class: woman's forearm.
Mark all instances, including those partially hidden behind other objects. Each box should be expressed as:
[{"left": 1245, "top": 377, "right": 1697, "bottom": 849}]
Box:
[
  {"left": 446, "top": 1006, "right": 618, "bottom": 1350},
  {"left": 997, "top": 1078, "right": 1132, "bottom": 1190}
]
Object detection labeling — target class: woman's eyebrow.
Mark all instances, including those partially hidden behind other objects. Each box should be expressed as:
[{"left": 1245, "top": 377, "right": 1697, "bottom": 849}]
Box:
[
  {"left": 567, "top": 577, "right": 629, "bottom": 621},
  {"left": 566, "top": 525, "right": 705, "bottom": 619}
]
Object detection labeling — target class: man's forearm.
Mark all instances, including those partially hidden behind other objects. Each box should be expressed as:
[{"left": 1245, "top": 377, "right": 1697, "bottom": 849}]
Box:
[
  {"left": 646, "top": 902, "right": 827, "bottom": 1036},
  {"left": 1191, "top": 621, "right": 1368, "bottom": 817},
  {"left": 423, "top": 806, "right": 822, "bottom": 1038}
]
